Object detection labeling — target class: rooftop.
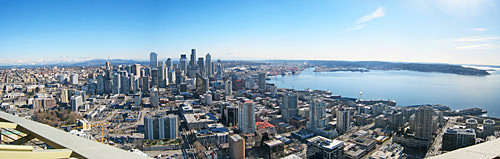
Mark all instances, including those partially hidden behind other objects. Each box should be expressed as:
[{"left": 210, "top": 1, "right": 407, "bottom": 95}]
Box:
[{"left": 307, "top": 136, "right": 344, "bottom": 151}]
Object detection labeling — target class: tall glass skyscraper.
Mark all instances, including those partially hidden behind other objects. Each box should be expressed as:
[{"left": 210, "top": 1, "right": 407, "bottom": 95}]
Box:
[{"left": 150, "top": 52, "right": 158, "bottom": 68}]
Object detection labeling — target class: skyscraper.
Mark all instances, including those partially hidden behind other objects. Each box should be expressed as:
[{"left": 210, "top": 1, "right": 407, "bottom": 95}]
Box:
[
  {"left": 141, "top": 76, "right": 150, "bottom": 92},
  {"left": 205, "top": 53, "right": 212, "bottom": 77},
  {"left": 104, "top": 62, "right": 113, "bottom": 94},
  {"left": 337, "top": 108, "right": 351, "bottom": 135},
  {"left": 166, "top": 58, "right": 172, "bottom": 71},
  {"left": 189, "top": 49, "right": 196, "bottom": 67},
  {"left": 180, "top": 54, "right": 188, "bottom": 74},
  {"left": 159, "top": 63, "right": 167, "bottom": 88},
  {"left": 258, "top": 73, "right": 266, "bottom": 90},
  {"left": 120, "top": 72, "right": 130, "bottom": 94},
  {"left": 308, "top": 99, "right": 327, "bottom": 131},
  {"left": 281, "top": 93, "right": 298, "bottom": 122},
  {"left": 225, "top": 80, "right": 232, "bottom": 96},
  {"left": 131, "top": 64, "right": 141, "bottom": 77},
  {"left": 151, "top": 68, "right": 159, "bottom": 88},
  {"left": 96, "top": 75, "right": 104, "bottom": 95},
  {"left": 150, "top": 88, "right": 159, "bottom": 107},
  {"left": 150, "top": 52, "right": 158, "bottom": 68},
  {"left": 112, "top": 73, "right": 121, "bottom": 94},
  {"left": 239, "top": 101, "right": 255, "bottom": 134},
  {"left": 414, "top": 106, "right": 434, "bottom": 140},
  {"left": 197, "top": 57, "right": 204, "bottom": 76}
]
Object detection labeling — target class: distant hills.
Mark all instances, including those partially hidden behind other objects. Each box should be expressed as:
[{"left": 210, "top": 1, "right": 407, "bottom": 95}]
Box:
[
  {"left": 0, "top": 59, "right": 494, "bottom": 76},
  {"left": 271, "top": 60, "right": 492, "bottom": 76}
]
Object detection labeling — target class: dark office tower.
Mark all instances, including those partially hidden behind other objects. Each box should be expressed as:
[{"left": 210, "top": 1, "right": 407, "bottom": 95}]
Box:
[
  {"left": 159, "top": 64, "right": 167, "bottom": 88},
  {"left": 189, "top": 49, "right": 196, "bottom": 67},
  {"left": 196, "top": 73, "right": 207, "bottom": 95},
  {"left": 131, "top": 64, "right": 141, "bottom": 77},
  {"left": 205, "top": 53, "right": 212, "bottom": 77},
  {"left": 258, "top": 72, "right": 266, "bottom": 90},
  {"left": 166, "top": 58, "right": 172, "bottom": 71},
  {"left": 104, "top": 78, "right": 112, "bottom": 94},
  {"left": 197, "top": 57, "right": 205, "bottom": 76},
  {"left": 151, "top": 68, "right": 159, "bottom": 88},
  {"left": 224, "top": 105, "right": 238, "bottom": 127},
  {"left": 141, "top": 76, "right": 150, "bottom": 92},
  {"left": 216, "top": 59, "right": 224, "bottom": 77},
  {"left": 96, "top": 75, "right": 104, "bottom": 95},
  {"left": 142, "top": 67, "right": 150, "bottom": 78},
  {"left": 414, "top": 106, "right": 434, "bottom": 140},
  {"left": 179, "top": 54, "right": 188, "bottom": 74},
  {"left": 175, "top": 71, "right": 185, "bottom": 85},
  {"left": 112, "top": 73, "right": 121, "bottom": 94},
  {"left": 281, "top": 93, "right": 298, "bottom": 122},
  {"left": 150, "top": 52, "right": 158, "bottom": 68},
  {"left": 120, "top": 72, "right": 130, "bottom": 94}
]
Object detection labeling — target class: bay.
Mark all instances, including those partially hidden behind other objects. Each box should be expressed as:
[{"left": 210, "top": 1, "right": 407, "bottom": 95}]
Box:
[{"left": 268, "top": 67, "right": 500, "bottom": 117}]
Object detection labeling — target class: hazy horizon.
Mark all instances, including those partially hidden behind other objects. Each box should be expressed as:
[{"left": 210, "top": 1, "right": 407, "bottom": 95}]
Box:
[{"left": 1, "top": 0, "right": 499, "bottom": 65}]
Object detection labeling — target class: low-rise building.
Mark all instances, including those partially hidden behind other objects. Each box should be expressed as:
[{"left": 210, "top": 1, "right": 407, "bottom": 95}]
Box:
[
  {"left": 442, "top": 127, "right": 476, "bottom": 151},
  {"left": 307, "top": 136, "right": 345, "bottom": 159}
]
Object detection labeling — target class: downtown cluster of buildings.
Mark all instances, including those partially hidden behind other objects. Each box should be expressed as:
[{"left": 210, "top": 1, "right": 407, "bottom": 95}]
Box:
[{"left": 0, "top": 50, "right": 498, "bottom": 159}]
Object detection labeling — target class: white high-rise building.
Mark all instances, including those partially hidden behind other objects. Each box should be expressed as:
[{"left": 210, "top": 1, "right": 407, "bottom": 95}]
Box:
[
  {"left": 150, "top": 88, "right": 159, "bottom": 107},
  {"left": 336, "top": 108, "right": 351, "bottom": 135},
  {"left": 308, "top": 99, "right": 327, "bottom": 131},
  {"left": 414, "top": 106, "right": 434, "bottom": 140},
  {"left": 144, "top": 114, "right": 179, "bottom": 139},
  {"left": 225, "top": 80, "right": 232, "bottom": 96},
  {"left": 112, "top": 73, "right": 120, "bottom": 94},
  {"left": 70, "top": 74, "right": 78, "bottom": 85},
  {"left": 483, "top": 119, "right": 495, "bottom": 137},
  {"left": 70, "top": 95, "right": 83, "bottom": 112},
  {"left": 239, "top": 100, "right": 255, "bottom": 134},
  {"left": 150, "top": 52, "right": 158, "bottom": 68}
]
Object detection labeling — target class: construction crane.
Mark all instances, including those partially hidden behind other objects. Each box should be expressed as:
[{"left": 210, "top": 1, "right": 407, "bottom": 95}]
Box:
[{"left": 93, "top": 122, "right": 110, "bottom": 144}]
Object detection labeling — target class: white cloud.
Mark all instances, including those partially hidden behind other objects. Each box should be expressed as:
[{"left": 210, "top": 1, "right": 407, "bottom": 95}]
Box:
[
  {"left": 452, "top": 36, "right": 499, "bottom": 49},
  {"left": 344, "top": 7, "right": 386, "bottom": 32},
  {"left": 453, "top": 36, "right": 500, "bottom": 42},
  {"left": 345, "top": 24, "right": 367, "bottom": 32},
  {"left": 356, "top": 7, "right": 386, "bottom": 24},
  {"left": 472, "top": 28, "right": 488, "bottom": 31},
  {"left": 454, "top": 43, "right": 495, "bottom": 49}
]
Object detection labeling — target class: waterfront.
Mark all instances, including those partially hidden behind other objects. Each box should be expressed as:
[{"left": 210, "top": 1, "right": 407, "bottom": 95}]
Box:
[{"left": 269, "top": 67, "right": 500, "bottom": 117}]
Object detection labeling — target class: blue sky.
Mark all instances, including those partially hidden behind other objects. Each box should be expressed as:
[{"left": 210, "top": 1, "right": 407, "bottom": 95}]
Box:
[{"left": 0, "top": 0, "right": 499, "bottom": 65}]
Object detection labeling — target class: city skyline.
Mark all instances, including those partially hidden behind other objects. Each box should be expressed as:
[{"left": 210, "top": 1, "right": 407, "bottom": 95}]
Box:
[{"left": 1, "top": 0, "right": 500, "bottom": 65}]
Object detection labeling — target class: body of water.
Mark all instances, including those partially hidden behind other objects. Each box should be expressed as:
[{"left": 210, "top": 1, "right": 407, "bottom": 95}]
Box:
[{"left": 269, "top": 67, "right": 500, "bottom": 117}]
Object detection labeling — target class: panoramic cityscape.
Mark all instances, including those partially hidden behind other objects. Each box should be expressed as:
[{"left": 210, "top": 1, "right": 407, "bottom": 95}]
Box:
[{"left": 1, "top": 1, "right": 499, "bottom": 159}]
